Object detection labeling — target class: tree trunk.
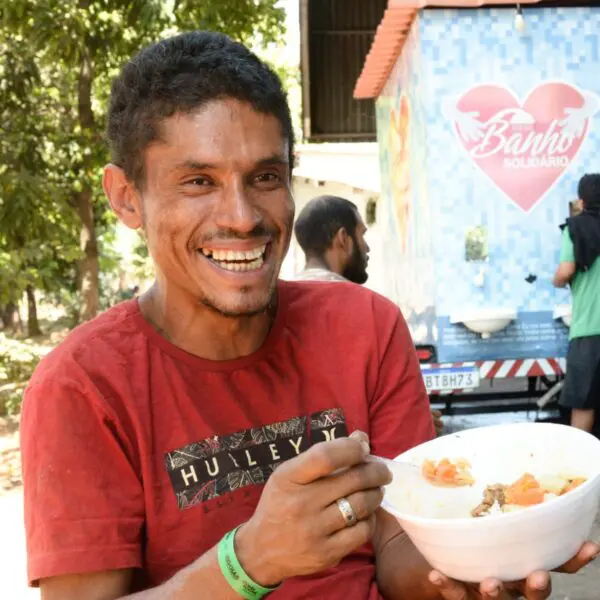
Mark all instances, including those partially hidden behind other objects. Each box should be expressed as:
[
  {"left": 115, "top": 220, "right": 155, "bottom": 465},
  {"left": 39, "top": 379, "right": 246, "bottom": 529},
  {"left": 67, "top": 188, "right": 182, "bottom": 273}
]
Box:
[
  {"left": 1, "top": 301, "right": 18, "bottom": 331},
  {"left": 75, "top": 35, "right": 99, "bottom": 322},
  {"left": 25, "top": 286, "right": 42, "bottom": 337},
  {"left": 76, "top": 188, "right": 99, "bottom": 321}
]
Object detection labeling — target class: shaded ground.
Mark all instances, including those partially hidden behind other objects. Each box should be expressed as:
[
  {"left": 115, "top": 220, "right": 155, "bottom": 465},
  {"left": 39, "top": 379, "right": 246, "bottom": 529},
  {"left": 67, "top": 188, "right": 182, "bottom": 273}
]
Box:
[
  {"left": 0, "top": 318, "right": 69, "bottom": 419},
  {"left": 0, "top": 490, "right": 38, "bottom": 599},
  {"left": 0, "top": 416, "right": 22, "bottom": 493}
]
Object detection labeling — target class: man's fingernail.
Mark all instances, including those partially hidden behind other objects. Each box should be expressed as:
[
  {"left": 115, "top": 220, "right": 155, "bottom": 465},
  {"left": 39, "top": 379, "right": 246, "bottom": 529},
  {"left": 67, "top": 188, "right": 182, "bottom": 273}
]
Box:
[
  {"left": 430, "top": 573, "right": 443, "bottom": 586},
  {"left": 360, "top": 441, "right": 370, "bottom": 455}
]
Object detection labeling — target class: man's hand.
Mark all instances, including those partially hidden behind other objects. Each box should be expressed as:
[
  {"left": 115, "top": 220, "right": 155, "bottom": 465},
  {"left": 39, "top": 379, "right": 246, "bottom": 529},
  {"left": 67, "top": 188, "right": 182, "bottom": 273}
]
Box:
[
  {"left": 552, "top": 261, "right": 576, "bottom": 288},
  {"left": 236, "top": 435, "right": 392, "bottom": 586},
  {"left": 429, "top": 541, "right": 599, "bottom": 599}
]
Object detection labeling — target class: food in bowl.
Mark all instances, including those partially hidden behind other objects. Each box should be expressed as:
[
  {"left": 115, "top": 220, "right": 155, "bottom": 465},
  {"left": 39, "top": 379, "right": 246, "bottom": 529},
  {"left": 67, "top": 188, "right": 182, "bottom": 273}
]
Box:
[
  {"left": 471, "top": 473, "right": 588, "bottom": 517},
  {"left": 380, "top": 422, "right": 600, "bottom": 583},
  {"left": 422, "top": 458, "right": 475, "bottom": 487}
]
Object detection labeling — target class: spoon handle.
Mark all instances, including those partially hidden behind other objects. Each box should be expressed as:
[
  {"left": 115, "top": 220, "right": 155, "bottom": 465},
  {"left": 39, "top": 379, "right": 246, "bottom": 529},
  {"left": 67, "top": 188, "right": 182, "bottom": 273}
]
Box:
[{"left": 367, "top": 455, "right": 422, "bottom": 477}]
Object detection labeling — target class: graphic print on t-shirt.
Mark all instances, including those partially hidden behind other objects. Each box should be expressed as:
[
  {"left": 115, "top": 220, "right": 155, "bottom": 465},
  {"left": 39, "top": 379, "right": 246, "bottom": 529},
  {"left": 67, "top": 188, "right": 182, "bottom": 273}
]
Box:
[{"left": 164, "top": 408, "right": 348, "bottom": 510}]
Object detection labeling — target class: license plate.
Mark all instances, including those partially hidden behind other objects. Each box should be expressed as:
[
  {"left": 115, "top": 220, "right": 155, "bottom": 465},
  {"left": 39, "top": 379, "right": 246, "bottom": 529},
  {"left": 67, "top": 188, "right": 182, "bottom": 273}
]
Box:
[{"left": 422, "top": 367, "right": 480, "bottom": 393}]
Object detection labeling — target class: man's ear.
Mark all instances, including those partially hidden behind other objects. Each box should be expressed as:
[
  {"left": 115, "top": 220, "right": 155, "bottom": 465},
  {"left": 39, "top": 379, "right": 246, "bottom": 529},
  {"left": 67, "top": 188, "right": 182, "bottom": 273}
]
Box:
[
  {"left": 103, "top": 164, "right": 143, "bottom": 230},
  {"left": 333, "top": 227, "right": 352, "bottom": 252}
]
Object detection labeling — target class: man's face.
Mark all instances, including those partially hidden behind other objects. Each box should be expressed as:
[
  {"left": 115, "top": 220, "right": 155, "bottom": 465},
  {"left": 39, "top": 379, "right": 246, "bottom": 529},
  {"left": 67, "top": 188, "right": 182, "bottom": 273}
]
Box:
[
  {"left": 342, "top": 213, "right": 370, "bottom": 284},
  {"left": 138, "top": 99, "right": 294, "bottom": 316}
]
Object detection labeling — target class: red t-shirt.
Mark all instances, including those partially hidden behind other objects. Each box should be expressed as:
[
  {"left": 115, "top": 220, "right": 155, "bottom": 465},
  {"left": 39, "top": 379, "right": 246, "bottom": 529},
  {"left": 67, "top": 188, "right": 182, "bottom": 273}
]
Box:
[{"left": 21, "top": 280, "right": 434, "bottom": 598}]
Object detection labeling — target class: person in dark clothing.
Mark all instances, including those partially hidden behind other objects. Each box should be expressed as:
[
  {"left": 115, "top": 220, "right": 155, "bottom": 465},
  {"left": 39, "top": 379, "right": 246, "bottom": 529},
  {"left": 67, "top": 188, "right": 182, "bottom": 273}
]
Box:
[
  {"left": 566, "top": 174, "right": 600, "bottom": 272},
  {"left": 553, "top": 174, "right": 600, "bottom": 432}
]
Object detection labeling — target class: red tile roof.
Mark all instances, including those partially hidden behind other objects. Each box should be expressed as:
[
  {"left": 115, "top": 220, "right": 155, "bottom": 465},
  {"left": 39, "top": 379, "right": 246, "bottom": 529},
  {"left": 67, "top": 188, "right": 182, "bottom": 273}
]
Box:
[{"left": 353, "top": 0, "right": 544, "bottom": 100}]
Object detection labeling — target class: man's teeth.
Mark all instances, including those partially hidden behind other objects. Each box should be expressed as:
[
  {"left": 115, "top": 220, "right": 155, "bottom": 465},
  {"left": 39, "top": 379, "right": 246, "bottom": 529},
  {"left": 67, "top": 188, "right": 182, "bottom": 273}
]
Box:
[
  {"left": 199, "top": 245, "right": 266, "bottom": 271},
  {"left": 201, "top": 245, "right": 266, "bottom": 262},
  {"left": 213, "top": 257, "right": 264, "bottom": 272}
]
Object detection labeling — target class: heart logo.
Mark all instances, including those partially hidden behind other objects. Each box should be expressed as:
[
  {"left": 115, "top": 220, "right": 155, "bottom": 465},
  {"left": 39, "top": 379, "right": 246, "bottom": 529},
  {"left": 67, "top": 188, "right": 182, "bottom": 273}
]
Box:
[{"left": 449, "top": 82, "right": 598, "bottom": 212}]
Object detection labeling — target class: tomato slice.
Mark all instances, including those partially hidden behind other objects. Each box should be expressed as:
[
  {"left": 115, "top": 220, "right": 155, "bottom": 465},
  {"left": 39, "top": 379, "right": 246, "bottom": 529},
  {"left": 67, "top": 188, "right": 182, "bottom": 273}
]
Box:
[
  {"left": 505, "top": 473, "right": 545, "bottom": 506},
  {"left": 422, "top": 458, "right": 473, "bottom": 487}
]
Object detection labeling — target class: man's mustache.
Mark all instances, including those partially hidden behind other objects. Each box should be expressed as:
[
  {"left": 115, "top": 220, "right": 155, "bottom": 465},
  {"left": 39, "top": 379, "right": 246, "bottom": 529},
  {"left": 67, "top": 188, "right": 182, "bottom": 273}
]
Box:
[{"left": 200, "top": 225, "right": 277, "bottom": 243}]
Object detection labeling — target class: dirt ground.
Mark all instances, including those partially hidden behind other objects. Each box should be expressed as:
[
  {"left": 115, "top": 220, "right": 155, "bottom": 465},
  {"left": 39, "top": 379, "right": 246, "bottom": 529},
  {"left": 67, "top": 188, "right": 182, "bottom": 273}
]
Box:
[
  {"left": 1, "top": 415, "right": 599, "bottom": 599},
  {"left": 0, "top": 416, "right": 21, "bottom": 494}
]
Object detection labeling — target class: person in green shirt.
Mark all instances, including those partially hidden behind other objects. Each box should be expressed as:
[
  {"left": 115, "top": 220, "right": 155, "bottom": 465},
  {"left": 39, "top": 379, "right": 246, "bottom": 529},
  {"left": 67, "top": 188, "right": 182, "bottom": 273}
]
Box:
[{"left": 553, "top": 173, "right": 600, "bottom": 432}]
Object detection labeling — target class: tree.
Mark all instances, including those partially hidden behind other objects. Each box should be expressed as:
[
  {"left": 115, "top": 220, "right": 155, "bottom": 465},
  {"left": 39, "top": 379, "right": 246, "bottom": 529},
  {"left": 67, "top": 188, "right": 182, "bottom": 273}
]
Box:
[
  {"left": 0, "top": 29, "right": 80, "bottom": 335},
  {"left": 0, "top": 0, "right": 285, "bottom": 321}
]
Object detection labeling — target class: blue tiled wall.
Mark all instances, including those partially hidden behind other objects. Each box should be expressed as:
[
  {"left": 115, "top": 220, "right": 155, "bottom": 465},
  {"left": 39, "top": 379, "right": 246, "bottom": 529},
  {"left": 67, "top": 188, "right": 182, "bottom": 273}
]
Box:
[{"left": 376, "top": 6, "right": 600, "bottom": 362}]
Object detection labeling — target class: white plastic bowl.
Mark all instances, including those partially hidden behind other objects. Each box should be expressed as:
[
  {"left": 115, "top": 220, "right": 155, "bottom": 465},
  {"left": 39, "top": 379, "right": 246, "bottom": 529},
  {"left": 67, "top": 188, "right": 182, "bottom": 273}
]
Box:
[{"left": 382, "top": 423, "right": 600, "bottom": 583}]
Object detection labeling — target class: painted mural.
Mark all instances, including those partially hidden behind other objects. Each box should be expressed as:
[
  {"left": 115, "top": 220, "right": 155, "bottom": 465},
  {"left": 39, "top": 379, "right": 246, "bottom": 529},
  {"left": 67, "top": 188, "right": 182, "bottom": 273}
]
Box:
[
  {"left": 389, "top": 94, "right": 411, "bottom": 255},
  {"left": 376, "top": 6, "right": 600, "bottom": 362},
  {"left": 376, "top": 19, "right": 437, "bottom": 344},
  {"left": 447, "top": 82, "right": 599, "bottom": 213}
]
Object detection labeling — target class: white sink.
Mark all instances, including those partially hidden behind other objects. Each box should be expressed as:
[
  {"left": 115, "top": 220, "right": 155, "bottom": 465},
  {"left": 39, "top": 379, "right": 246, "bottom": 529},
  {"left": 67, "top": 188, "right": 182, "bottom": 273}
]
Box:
[
  {"left": 553, "top": 304, "right": 572, "bottom": 328},
  {"left": 450, "top": 308, "right": 517, "bottom": 339}
]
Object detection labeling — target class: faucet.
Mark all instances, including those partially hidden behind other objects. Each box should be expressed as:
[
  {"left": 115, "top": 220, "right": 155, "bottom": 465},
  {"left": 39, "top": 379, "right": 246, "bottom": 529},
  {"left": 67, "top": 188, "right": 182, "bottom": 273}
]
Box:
[{"left": 473, "top": 264, "right": 487, "bottom": 288}]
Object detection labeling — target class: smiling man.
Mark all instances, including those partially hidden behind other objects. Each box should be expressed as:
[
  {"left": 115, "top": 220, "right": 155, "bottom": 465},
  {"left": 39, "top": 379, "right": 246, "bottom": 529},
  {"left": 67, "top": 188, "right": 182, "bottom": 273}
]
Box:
[{"left": 21, "top": 31, "right": 597, "bottom": 600}]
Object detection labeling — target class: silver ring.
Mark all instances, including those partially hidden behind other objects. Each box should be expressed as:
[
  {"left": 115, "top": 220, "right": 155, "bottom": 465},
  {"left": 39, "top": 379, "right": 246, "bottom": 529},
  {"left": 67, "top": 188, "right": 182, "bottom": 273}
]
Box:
[{"left": 336, "top": 497, "right": 358, "bottom": 527}]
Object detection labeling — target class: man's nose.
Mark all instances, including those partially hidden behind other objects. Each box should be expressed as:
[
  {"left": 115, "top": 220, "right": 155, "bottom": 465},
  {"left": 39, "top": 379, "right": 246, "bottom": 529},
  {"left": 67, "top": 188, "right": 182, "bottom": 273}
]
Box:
[{"left": 214, "top": 181, "right": 261, "bottom": 233}]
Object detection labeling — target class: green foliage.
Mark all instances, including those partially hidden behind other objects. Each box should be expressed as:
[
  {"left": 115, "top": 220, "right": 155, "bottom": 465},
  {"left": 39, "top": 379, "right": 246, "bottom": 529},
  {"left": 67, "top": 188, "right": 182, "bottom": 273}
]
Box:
[
  {"left": 130, "top": 235, "right": 153, "bottom": 284},
  {"left": 0, "top": 347, "right": 39, "bottom": 384},
  {"left": 0, "top": 334, "right": 41, "bottom": 414},
  {"left": 465, "top": 225, "right": 489, "bottom": 263}
]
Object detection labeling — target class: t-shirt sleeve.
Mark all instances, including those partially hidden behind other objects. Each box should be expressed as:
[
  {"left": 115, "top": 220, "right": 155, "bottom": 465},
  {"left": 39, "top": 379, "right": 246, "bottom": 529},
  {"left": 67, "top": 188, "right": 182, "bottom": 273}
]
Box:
[
  {"left": 368, "top": 306, "right": 435, "bottom": 459},
  {"left": 560, "top": 228, "right": 575, "bottom": 263},
  {"left": 21, "top": 371, "right": 145, "bottom": 585}
]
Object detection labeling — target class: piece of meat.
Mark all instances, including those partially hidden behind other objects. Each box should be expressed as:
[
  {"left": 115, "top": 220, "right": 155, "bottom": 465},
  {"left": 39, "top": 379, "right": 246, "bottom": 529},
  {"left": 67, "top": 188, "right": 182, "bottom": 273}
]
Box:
[{"left": 471, "top": 484, "right": 507, "bottom": 518}]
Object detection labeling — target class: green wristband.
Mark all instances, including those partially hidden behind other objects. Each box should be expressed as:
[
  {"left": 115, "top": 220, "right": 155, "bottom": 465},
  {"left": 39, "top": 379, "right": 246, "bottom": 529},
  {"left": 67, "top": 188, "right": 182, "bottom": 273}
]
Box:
[{"left": 218, "top": 526, "right": 280, "bottom": 599}]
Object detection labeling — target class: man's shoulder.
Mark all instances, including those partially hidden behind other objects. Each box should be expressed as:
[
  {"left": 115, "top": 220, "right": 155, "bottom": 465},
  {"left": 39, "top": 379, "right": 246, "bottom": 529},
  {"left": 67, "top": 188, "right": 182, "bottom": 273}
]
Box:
[
  {"left": 561, "top": 226, "right": 574, "bottom": 243},
  {"left": 32, "top": 301, "right": 141, "bottom": 381},
  {"left": 281, "top": 279, "right": 400, "bottom": 323},
  {"left": 292, "top": 268, "right": 348, "bottom": 283}
]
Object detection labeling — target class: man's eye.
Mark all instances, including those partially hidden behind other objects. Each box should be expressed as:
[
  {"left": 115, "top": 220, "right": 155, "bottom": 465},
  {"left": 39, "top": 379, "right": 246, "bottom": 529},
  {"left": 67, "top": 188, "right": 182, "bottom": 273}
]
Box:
[
  {"left": 186, "top": 177, "right": 212, "bottom": 186},
  {"left": 255, "top": 172, "right": 280, "bottom": 184}
]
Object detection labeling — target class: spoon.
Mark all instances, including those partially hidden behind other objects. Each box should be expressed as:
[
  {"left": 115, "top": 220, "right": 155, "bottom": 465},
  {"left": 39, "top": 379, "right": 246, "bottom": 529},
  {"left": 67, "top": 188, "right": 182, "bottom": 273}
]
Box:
[{"left": 367, "top": 455, "right": 423, "bottom": 482}]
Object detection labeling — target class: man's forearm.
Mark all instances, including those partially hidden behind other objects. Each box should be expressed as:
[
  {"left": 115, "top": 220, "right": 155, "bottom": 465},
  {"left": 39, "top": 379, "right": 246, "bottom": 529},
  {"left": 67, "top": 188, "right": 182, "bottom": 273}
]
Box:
[
  {"left": 552, "top": 262, "right": 576, "bottom": 288},
  {"left": 124, "top": 527, "right": 273, "bottom": 600},
  {"left": 552, "top": 275, "right": 568, "bottom": 288},
  {"left": 123, "top": 544, "right": 239, "bottom": 600},
  {"left": 41, "top": 546, "right": 243, "bottom": 600},
  {"left": 375, "top": 513, "right": 440, "bottom": 600}
]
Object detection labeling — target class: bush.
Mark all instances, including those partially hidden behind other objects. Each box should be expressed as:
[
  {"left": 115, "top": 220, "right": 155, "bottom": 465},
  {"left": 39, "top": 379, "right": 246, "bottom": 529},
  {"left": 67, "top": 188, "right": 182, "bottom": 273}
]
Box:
[
  {"left": 0, "top": 349, "right": 39, "bottom": 382},
  {"left": 0, "top": 339, "right": 41, "bottom": 415},
  {"left": 0, "top": 386, "right": 25, "bottom": 416}
]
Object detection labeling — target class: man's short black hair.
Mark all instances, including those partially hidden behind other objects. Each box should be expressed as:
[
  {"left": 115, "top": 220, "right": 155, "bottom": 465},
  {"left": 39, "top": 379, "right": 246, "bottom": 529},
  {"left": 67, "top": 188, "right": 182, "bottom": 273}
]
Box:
[
  {"left": 578, "top": 174, "right": 600, "bottom": 211},
  {"left": 294, "top": 195, "right": 359, "bottom": 258},
  {"left": 107, "top": 31, "right": 294, "bottom": 187}
]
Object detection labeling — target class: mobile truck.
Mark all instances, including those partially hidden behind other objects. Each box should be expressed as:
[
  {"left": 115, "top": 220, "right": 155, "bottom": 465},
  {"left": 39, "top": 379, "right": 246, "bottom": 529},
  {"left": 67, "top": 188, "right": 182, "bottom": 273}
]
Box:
[{"left": 353, "top": 1, "right": 600, "bottom": 411}]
